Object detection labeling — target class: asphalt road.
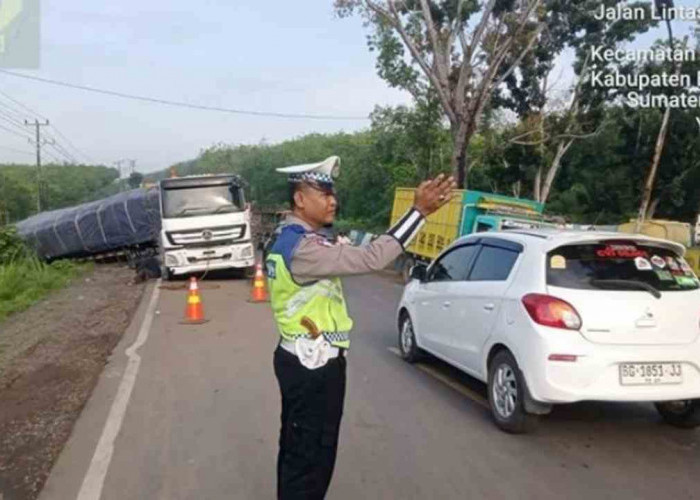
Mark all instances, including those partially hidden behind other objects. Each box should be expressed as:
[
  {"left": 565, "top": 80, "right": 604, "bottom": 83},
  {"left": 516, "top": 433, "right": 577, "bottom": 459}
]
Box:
[{"left": 40, "top": 272, "right": 700, "bottom": 500}]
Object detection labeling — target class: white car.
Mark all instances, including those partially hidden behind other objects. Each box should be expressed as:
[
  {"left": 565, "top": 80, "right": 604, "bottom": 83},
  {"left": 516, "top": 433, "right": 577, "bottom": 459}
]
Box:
[{"left": 396, "top": 230, "right": 700, "bottom": 433}]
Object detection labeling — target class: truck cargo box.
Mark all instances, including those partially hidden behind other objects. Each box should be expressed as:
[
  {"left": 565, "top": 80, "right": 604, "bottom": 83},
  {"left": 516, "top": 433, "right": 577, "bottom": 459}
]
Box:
[{"left": 15, "top": 188, "right": 161, "bottom": 260}]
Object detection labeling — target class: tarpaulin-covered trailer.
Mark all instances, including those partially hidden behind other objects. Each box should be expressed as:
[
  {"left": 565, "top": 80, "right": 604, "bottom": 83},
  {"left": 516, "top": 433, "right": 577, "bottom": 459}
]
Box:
[{"left": 15, "top": 188, "right": 161, "bottom": 260}]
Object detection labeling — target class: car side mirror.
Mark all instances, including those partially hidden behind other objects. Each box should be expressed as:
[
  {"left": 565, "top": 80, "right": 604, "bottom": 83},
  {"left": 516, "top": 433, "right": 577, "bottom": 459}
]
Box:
[{"left": 410, "top": 263, "right": 427, "bottom": 282}]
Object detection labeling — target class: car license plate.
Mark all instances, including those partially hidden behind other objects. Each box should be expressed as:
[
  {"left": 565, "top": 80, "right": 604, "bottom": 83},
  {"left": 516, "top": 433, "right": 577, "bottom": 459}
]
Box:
[{"left": 619, "top": 362, "right": 683, "bottom": 386}]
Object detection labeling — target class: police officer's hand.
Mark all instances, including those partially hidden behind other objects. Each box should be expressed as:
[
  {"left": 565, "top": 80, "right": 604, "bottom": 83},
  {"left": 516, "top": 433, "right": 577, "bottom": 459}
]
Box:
[{"left": 413, "top": 174, "right": 457, "bottom": 217}]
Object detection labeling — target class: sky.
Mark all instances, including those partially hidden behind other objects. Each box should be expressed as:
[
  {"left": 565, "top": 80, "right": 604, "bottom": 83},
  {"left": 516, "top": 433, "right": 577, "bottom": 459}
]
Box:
[
  {"left": 0, "top": 0, "right": 696, "bottom": 174},
  {"left": 0, "top": 0, "right": 410, "bottom": 173}
]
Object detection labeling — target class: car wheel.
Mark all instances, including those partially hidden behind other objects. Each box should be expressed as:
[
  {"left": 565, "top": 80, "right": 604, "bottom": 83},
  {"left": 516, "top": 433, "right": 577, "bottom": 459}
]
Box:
[
  {"left": 655, "top": 400, "right": 700, "bottom": 429},
  {"left": 487, "top": 350, "right": 539, "bottom": 434},
  {"left": 398, "top": 313, "right": 421, "bottom": 363}
]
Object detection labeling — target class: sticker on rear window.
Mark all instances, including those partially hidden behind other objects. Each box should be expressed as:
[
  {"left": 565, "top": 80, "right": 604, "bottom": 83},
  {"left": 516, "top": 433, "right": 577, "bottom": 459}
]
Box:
[
  {"left": 666, "top": 257, "right": 680, "bottom": 271},
  {"left": 550, "top": 255, "right": 566, "bottom": 269},
  {"left": 675, "top": 276, "right": 696, "bottom": 287},
  {"left": 596, "top": 245, "right": 648, "bottom": 259},
  {"left": 651, "top": 255, "right": 666, "bottom": 268},
  {"left": 655, "top": 270, "right": 674, "bottom": 281},
  {"left": 679, "top": 259, "right": 694, "bottom": 275},
  {"left": 634, "top": 257, "right": 652, "bottom": 271}
]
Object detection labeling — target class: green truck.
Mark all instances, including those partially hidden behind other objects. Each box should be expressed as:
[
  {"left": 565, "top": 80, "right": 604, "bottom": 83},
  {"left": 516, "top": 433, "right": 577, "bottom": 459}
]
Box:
[{"left": 390, "top": 188, "right": 556, "bottom": 281}]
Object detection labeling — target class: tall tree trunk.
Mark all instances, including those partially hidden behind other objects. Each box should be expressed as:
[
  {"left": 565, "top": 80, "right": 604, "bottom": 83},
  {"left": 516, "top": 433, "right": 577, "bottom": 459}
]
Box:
[
  {"left": 646, "top": 197, "right": 660, "bottom": 220},
  {"left": 540, "top": 140, "right": 574, "bottom": 204},
  {"left": 635, "top": 31, "right": 685, "bottom": 232},
  {"left": 635, "top": 106, "right": 671, "bottom": 232},
  {"left": 451, "top": 122, "right": 470, "bottom": 188},
  {"left": 512, "top": 180, "right": 521, "bottom": 198},
  {"left": 533, "top": 166, "right": 543, "bottom": 202}
]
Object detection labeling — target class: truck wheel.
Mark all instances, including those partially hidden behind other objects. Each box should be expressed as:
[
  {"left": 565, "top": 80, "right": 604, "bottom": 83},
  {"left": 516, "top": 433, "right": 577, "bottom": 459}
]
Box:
[
  {"left": 655, "top": 400, "right": 700, "bottom": 429},
  {"left": 487, "top": 350, "right": 540, "bottom": 434},
  {"left": 401, "top": 256, "right": 415, "bottom": 284},
  {"left": 244, "top": 266, "right": 256, "bottom": 279},
  {"left": 160, "top": 266, "right": 172, "bottom": 281}
]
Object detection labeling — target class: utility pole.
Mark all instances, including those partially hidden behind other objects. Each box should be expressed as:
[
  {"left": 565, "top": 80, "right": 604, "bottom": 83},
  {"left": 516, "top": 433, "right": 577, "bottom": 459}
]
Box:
[
  {"left": 114, "top": 160, "right": 124, "bottom": 191},
  {"left": 0, "top": 170, "right": 7, "bottom": 225},
  {"left": 114, "top": 159, "right": 137, "bottom": 191},
  {"left": 24, "top": 119, "right": 50, "bottom": 213}
]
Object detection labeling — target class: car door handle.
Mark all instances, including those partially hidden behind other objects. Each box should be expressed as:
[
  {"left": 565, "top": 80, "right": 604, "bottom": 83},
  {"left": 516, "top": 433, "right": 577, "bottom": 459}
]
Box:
[
  {"left": 442, "top": 301, "right": 451, "bottom": 308},
  {"left": 483, "top": 303, "right": 495, "bottom": 311}
]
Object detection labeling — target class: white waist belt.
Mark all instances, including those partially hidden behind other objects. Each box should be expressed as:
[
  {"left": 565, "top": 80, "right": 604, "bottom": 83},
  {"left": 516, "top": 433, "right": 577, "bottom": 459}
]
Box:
[{"left": 279, "top": 339, "right": 342, "bottom": 358}]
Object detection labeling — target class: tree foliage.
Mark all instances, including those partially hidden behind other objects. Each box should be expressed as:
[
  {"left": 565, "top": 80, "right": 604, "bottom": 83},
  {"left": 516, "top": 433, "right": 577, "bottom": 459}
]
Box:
[{"left": 0, "top": 164, "right": 118, "bottom": 224}]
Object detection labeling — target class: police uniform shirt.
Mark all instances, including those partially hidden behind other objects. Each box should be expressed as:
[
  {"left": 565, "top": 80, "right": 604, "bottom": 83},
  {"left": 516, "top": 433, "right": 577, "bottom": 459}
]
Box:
[{"left": 284, "top": 211, "right": 425, "bottom": 284}]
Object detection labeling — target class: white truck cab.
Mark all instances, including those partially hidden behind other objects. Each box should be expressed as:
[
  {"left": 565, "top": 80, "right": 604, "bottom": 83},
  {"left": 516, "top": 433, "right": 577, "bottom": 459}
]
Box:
[{"left": 158, "top": 174, "right": 255, "bottom": 279}]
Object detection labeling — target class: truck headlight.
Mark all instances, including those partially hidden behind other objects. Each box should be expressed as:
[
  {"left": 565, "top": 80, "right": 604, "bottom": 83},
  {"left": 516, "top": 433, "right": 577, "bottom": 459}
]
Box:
[
  {"left": 241, "top": 245, "right": 253, "bottom": 258},
  {"left": 165, "top": 254, "right": 179, "bottom": 266}
]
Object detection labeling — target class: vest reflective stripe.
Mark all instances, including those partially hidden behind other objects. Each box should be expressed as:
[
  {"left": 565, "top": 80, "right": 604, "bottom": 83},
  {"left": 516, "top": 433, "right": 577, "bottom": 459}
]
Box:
[{"left": 266, "top": 253, "right": 352, "bottom": 349}]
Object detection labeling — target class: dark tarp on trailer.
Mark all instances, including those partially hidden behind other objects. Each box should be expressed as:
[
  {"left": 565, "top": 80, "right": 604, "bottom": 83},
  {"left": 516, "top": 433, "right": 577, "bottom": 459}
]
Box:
[{"left": 15, "top": 188, "right": 161, "bottom": 260}]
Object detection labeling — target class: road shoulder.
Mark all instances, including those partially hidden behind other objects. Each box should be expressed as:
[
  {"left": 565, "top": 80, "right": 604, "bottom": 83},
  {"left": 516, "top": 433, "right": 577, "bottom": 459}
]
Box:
[{"left": 35, "top": 271, "right": 155, "bottom": 500}]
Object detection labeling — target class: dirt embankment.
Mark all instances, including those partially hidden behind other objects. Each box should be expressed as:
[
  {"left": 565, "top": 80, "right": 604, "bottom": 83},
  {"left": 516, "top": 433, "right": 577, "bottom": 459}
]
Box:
[{"left": 0, "top": 264, "right": 145, "bottom": 500}]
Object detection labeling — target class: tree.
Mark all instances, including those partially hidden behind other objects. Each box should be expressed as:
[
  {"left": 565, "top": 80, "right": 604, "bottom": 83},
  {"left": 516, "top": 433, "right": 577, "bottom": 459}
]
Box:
[
  {"left": 497, "top": 1, "right": 655, "bottom": 203},
  {"left": 335, "top": 0, "right": 546, "bottom": 187},
  {"left": 635, "top": 1, "right": 699, "bottom": 228},
  {"left": 128, "top": 172, "right": 144, "bottom": 189}
]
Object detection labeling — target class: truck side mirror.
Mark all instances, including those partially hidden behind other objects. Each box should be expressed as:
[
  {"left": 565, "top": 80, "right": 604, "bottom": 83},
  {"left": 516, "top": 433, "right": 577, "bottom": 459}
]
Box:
[{"left": 410, "top": 263, "right": 427, "bottom": 281}]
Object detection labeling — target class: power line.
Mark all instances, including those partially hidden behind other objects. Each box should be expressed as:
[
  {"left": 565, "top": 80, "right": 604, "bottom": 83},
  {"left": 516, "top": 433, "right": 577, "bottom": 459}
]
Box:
[
  {"left": 0, "top": 69, "right": 370, "bottom": 121},
  {"left": 0, "top": 90, "right": 95, "bottom": 163},
  {"left": 0, "top": 145, "right": 34, "bottom": 156},
  {"left": 43, "top": 149, "right": 63, "bottom": 163},
  {"left": 0, "top": 112, "right": 34, "bottom": 137},
  {"left": 46, "top": 138, "right": 78, "bottom": 163},
  {"left": 49, "top": 125, "right": 93, "bottom": 163},
  {"left": 0, "top": 107, "right": 30, "bottom": 131},
  {"left": 0, "top": 88, "right": 48, "bottom": 120},
  {"left": 0, "top": 98, "right": 30, "bottom": 123},
  {"left": 0, "top": 121, "right": 33, "bottom": 140}
]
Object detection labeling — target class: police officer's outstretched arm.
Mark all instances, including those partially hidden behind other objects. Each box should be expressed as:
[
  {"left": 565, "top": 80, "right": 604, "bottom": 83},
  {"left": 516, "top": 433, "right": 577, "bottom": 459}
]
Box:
[{"left": 291, "top": 174, "right": 456, "bottom": 282}]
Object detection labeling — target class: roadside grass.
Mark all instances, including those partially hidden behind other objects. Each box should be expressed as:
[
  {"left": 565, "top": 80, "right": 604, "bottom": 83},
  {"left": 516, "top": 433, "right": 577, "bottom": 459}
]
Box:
[{"left": 0, "top": 258, "right": 91, "bottom": 321}]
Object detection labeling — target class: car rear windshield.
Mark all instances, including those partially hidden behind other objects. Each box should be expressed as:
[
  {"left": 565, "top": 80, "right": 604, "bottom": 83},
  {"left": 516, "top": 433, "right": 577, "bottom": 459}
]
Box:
[{"left": 547, "top": 242, "right": 699, "bottom": 292}]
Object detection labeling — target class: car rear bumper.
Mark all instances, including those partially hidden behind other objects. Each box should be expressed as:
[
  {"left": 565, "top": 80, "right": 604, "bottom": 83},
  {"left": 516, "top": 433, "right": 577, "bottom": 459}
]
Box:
[{"left": 524, "top": 333, "right": 700, "bottom": 404}]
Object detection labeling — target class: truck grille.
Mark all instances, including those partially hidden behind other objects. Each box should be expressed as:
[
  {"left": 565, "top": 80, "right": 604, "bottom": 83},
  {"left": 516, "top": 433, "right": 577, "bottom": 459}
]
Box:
[{"left": 167, "top": 225, "right": 246, "bottom": 246}]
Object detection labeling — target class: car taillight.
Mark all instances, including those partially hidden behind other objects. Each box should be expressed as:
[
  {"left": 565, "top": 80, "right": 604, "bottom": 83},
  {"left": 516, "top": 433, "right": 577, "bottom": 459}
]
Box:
[{"left": 522, "top": 294, "right": 582, "bottom": 330}]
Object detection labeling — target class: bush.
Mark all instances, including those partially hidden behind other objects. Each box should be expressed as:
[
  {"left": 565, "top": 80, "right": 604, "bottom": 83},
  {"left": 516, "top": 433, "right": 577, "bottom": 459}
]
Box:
[
  {"left": 0, "top": 257, "right": 88, "bottom": 321},
  {"left": 0, "top": 226, "right": 27, "bottom": 265}
]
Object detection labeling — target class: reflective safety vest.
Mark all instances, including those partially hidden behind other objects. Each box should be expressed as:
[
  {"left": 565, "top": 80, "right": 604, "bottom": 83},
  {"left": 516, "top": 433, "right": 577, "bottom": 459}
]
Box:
[{"left": 265, "top": 224, "right": 352, "bottom": 349}]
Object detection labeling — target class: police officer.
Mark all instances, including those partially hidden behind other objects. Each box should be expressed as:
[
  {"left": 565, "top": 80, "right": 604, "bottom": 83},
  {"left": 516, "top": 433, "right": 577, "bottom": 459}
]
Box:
[{"left": 266, "top": 156, "right": 455, "bottom": 499}]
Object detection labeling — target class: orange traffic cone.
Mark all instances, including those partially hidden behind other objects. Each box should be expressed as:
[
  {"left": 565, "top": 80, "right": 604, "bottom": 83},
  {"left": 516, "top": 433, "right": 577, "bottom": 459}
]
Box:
[
  {"left": 181, "top": 277, "right": 209, "bottom": 324},
  {"left": 248, "top": 262, "right": 269, "bottom": 303}
]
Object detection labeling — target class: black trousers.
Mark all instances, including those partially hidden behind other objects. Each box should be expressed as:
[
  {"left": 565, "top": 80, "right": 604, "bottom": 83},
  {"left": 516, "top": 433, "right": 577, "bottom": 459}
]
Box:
[{"left": 273, "top": 345, "right": 347, "bottom": 500}]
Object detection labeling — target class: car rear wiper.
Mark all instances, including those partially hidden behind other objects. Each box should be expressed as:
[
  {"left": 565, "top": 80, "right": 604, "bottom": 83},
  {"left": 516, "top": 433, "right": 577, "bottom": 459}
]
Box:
[{"left": 589, "top": 279, "right": 661, "bottom": 299}]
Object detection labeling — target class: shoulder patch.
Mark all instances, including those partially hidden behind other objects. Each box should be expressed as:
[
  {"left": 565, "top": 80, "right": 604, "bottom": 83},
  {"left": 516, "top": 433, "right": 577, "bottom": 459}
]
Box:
[
  {"left": 306, "top": 233, "right": 334, "bottom": 247},
  {"left": 269, "top": 224, "right": 307, "bottom": 270}
]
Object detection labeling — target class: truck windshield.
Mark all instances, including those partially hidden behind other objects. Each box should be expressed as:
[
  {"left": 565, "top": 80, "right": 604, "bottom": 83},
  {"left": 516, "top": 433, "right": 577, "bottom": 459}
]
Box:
[
  {"left": 547, "top": 242, "right": 699, "bottom": 292},
  {"left": 162, "top": 185, "right": 244, "bottom": 218}
]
